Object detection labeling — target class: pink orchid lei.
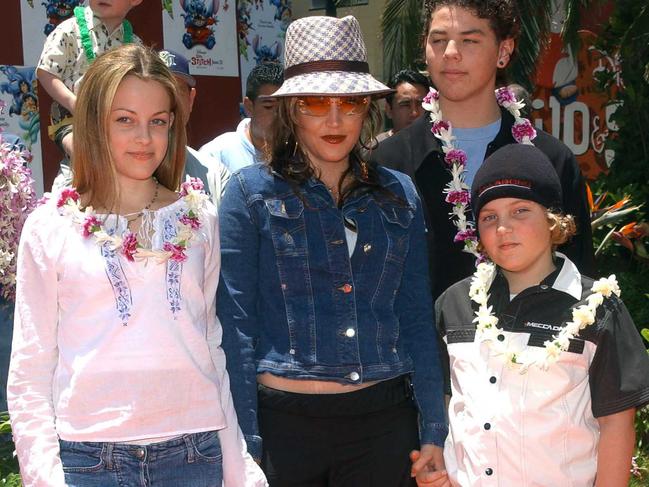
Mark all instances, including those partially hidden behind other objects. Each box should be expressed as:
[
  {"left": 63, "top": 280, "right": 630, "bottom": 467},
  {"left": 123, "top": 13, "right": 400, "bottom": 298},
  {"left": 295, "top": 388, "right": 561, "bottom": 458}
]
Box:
[
  {"left": 57, "top": 177, "right": 209, "bottom": 263},
  {"left": 421, "top": 86, "right": 537, "bottom": 260},
  {"left": 0, "top": 133, "right": 36, "bottom": 301}
]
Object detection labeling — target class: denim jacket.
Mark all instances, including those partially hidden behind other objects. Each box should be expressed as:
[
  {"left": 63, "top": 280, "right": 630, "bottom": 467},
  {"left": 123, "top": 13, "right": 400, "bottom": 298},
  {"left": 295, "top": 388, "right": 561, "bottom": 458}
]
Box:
[{"left": 217, "top": 163, "right": 448, "bottom": 458}]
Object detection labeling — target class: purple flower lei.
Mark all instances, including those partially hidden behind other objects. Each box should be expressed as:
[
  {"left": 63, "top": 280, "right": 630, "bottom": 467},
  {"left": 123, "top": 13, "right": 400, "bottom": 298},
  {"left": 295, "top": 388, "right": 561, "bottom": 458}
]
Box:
[{"left": 423, "top": 87, "right": 536, "bottom": 262}]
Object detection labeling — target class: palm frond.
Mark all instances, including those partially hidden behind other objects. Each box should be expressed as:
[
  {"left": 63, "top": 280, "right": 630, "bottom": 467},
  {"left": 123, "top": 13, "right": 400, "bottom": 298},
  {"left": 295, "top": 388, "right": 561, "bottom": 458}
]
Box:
[
  {"left": 381, "top": 0, "right": 426, "bottom": 81},
  {"left": 508, "top": 0, "right": 554, "bottom": 89}
]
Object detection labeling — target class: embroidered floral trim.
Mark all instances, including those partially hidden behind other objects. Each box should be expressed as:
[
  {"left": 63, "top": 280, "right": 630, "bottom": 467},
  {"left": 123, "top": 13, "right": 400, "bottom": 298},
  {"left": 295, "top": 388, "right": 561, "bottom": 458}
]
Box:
[
  {"left": 57, "top": 177, "right": 209, "bottom": 263},
  {"left": 163, "top": 214, "right": 183, "bottom": 316},
  {"left": 422, "top": 87, "right": 537, "bottom": 260},
  {"left": 468, "top": 261, "right": 620, "bottom": 371},
  {"left": 100, "top": 243, "right": 132, "bottom": 325}
]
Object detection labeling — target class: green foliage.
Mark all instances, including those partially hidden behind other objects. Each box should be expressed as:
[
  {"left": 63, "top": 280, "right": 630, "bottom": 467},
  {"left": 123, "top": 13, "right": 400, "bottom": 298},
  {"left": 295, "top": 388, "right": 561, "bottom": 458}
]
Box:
[
  {"left": 593, "top": 4, "right": 649, "bottom": 206},
  {"left": 0, "top": 413, "right": 20, "bottom": 485},
  {"left": 381, "top": 0, "right": 427, "bottom": 79},
  {"left": 592, "top": 1, "right": 649, "bottom": 335}
]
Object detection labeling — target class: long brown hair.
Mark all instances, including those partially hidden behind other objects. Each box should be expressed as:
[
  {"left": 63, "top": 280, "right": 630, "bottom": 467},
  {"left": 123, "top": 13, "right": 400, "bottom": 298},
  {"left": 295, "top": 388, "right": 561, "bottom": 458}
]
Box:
[{"left": 72, "top": 44, "right": 187, "bottom": 211}]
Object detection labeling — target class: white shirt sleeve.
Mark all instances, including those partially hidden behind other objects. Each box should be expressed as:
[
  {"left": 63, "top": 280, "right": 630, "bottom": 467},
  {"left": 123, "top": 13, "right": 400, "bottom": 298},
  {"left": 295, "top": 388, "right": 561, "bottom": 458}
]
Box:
[
  {"left": 203, "top": 208, "right": 267, "bottom": 487},
  {"left": 7, "top": 205, "right": 66, "bottom": 487}
]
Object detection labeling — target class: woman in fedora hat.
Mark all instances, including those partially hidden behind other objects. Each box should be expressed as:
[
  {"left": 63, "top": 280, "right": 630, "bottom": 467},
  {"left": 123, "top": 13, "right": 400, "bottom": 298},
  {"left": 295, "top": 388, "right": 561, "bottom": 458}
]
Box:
[{"left": 218, "top": 15, "right": 449, "bottom": 487}]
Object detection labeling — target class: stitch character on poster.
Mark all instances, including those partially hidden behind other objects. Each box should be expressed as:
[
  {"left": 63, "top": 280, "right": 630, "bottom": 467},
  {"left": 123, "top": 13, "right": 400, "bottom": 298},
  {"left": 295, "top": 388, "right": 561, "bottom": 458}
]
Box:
[
  {"left": 42, "top": 0, "right": 83, "bottom": 36},
  {"left": 0, "top": 66, "right": 39, "bottom": 148},
  {"left": 270, "top": 0, "right": 290, "bottom": 32},
  {"left": 0, "top": 65, "right": 44, "bottom": 195},
  {"left": 162, "top": 0, "right": 239, "bottom": 77},
  {"left": 180, "top": 0, "right": 224, "bottom": 49},
  {"left": 237, "top": 0, "right": 254, "bottom": 60},
  {"left": 252, "top": 35, "right": 281, "bottom": 64},
  {"left": 237, "top": 0, "right": 290, "bottom": 98}
]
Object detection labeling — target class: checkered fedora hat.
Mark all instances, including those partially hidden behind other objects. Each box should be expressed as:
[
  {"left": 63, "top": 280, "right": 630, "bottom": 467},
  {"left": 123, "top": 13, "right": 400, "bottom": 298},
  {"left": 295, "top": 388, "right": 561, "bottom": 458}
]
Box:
[{"left": 270, "top": 16, "right": 392, "bottom": 98}]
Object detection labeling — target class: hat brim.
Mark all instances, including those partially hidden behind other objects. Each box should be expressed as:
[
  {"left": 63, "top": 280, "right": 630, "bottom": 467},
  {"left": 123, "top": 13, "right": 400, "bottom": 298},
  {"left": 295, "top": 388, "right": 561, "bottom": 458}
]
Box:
[
  {"left": 267, "top": 71, "right": 393, "bottom": 98},
  {"left": 172, "top": 71, "right": 196, "bottom": 88}
]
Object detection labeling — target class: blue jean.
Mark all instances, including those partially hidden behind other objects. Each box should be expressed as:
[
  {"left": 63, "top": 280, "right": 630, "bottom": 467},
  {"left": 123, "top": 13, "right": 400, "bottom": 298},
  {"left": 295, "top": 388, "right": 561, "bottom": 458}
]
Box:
[{"left": 59, "top": 431, "right": 222, "bottom": 487}]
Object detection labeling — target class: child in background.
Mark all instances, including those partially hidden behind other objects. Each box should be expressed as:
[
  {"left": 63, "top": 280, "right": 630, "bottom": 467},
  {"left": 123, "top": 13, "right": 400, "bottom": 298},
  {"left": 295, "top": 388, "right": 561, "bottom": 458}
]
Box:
[
  {"left": 9, "top": 44, "right": 266, "bottom": 487},
  {"left": 37, "top": 0, "right": 142, "bottom": 174},
  {"left": 419, "top": 143, "right": 649, "bottom": 487}
]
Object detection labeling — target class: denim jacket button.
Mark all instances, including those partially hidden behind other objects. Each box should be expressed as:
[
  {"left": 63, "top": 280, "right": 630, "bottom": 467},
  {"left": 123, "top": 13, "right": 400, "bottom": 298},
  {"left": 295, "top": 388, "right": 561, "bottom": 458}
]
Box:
[
  {"left": 345, "top": 328, "right": 356, "bottom": 338},
  {"left": 363, "top": 243, "right": 372, "bottom": 253},
  {"left": 332, "top": 239, "right": 344, "bottom": 245},
  {"left": 289, "top": 348, "right": 296, "bottom": 355},
  {"left": 135, "top": 447, "right": 145, "bottom": 459},
  {"left": 348, "top": 371, "right": 360, "bottom": 381},
  {"left": 338, "top": 283, "right": 353, "bottom": 293}
]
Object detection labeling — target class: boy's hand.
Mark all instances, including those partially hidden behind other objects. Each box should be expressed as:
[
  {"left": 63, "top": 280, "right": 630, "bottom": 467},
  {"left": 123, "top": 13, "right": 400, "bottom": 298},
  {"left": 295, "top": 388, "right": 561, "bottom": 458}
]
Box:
[{"left": 410, "top": 445, "right": 451, "bottom": 486}]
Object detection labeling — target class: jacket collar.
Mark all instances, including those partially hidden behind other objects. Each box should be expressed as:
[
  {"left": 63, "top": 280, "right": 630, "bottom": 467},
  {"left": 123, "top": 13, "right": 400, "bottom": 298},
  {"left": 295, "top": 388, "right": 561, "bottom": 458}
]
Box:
[
  {"left": 549, "top": 252, "right": 583, "bottom": 300},
  {"left": 412, "top": 105, "right": 517, "bottom": 172},
  {"left": 489, "top": 252, "right": 582, "bottom": 302}
]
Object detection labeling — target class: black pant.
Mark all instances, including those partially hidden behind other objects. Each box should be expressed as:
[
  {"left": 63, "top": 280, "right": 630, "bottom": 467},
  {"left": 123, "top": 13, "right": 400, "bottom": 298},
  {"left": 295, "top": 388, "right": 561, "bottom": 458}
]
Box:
[{"left": 258, "top": 376, "right": 419, "bottom": 487}]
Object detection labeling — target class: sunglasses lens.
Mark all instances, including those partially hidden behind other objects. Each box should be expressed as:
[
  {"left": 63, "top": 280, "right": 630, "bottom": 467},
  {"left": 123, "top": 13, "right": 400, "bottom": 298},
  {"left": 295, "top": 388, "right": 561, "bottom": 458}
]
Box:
[
  {"left": 296, "top": 96, "right": 369, "bottom": 116},
  {"left": 297, "top": 97, "right": 330, "bottom": 116},
  {"left": 340, "top": 96, "right": 369, "bottom": 115}
]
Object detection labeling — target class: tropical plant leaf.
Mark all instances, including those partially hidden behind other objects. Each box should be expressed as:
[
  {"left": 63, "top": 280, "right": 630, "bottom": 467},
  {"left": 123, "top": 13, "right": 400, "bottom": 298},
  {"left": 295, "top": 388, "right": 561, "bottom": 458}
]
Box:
[
  {"left": 381, "top": 0, "right": 425, "bottom": 80},
  {"left": 508, "top": 0, "right": 553, "bottom": 89}
]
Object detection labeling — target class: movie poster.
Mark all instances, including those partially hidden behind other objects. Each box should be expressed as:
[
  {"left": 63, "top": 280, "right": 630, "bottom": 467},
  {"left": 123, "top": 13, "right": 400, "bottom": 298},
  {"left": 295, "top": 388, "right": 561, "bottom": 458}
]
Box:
[
  {"left": 21, "top": 0, "right": 87, "bottom": 67},
  {"left": 0, "top": 65, "right": 43, "bottom": 195},
  {"left": 161, "top": 0, "right": 239, "bottom": 77},
  {"left": 237, "top": 0, "right": 291, "bottom": 97},
  {"left": 530, "top": 1, "right": 620, "bottom": 179}
]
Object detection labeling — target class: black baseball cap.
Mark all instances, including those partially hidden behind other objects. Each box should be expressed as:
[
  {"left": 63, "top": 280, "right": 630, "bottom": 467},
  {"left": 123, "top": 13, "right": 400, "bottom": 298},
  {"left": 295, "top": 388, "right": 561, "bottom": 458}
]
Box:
[
  {"left": 159, "top": 49, "right": 196, "bottom": 88},
  {"left": 471, "top": 144, "right": 563, "bottom": 219}
]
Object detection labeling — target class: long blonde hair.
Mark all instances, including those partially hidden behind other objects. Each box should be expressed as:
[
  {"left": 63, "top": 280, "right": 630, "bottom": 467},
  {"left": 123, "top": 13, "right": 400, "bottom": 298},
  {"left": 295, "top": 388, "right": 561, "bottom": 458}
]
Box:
[{"left": 72, "top": 44, "right": 187, "bottom": 211}]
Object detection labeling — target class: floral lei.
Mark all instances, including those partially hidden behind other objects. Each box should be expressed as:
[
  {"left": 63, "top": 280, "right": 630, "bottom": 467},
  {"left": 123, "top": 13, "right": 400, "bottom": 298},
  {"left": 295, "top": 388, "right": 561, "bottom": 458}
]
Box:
[
  {"left": 421, "top": 86, "right": 538, "bottom": 260},
  {"left": 469, "top": 261, "right": 620, "bottom": 371},
  {"left": 56, "top": 177, "right": 208, "bottom": 263}
]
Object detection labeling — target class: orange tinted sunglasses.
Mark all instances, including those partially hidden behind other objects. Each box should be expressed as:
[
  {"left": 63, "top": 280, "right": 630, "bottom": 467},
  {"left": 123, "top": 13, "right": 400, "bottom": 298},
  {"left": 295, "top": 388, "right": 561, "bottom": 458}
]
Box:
[{"left": 296, "top": 96, "right": 370, "bottom": 117}]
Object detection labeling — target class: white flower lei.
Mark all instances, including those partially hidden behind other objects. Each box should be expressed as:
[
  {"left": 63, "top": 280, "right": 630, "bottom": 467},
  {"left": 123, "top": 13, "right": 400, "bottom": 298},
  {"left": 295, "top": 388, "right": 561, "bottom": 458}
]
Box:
[
  {"left": 421, "top": 87, "right": 538, "bottom": 260},
  {"left": 469, "top": 261, "right": 621, "bottom": 371},
  {"left": 56, "top": 177, "right": 209, "bottom": 263}
]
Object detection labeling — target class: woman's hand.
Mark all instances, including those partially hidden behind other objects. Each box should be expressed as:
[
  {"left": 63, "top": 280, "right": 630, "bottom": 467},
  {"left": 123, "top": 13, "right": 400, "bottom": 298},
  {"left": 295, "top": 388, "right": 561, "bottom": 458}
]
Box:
[{"left": 410, "top": 445, "right": 451, "bottom": 487}]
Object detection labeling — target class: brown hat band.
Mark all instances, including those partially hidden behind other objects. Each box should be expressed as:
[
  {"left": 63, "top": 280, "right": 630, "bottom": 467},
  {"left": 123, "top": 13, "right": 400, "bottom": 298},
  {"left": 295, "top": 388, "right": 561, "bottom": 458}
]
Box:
[{"left": 284, "top": 60, "right": 370, "bottom": 79}]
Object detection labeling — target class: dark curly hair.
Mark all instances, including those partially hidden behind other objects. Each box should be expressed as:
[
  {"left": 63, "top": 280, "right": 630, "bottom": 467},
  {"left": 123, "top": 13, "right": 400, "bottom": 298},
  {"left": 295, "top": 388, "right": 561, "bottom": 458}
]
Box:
[
  {"left": 423, "top": 0, "right": 520, "bottom": 43},
  {"left": 266, "top": 98, "right": 404, "bottom": 207}
]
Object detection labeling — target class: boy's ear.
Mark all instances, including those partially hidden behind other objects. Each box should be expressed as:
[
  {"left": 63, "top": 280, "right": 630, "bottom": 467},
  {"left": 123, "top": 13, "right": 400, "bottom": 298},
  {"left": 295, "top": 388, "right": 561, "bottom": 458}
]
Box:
[
  {"left": 242, "top": 97, "right": 254, "bottom": 117},
  {"left": 497, "top": 38, "right": 515, "bottom": 68},
  {"left": 130, "top": 0, "right": 144, "bottom": 7}
]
